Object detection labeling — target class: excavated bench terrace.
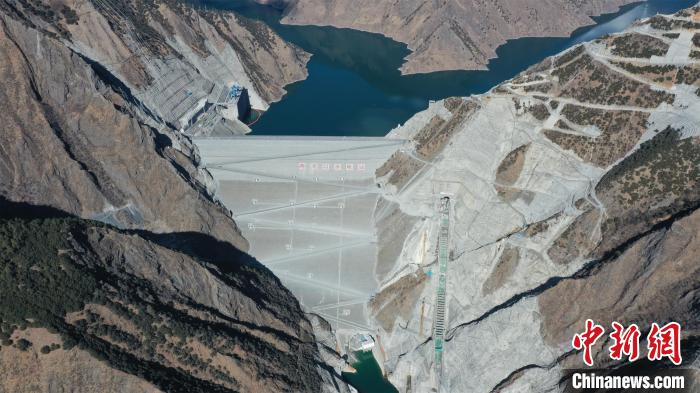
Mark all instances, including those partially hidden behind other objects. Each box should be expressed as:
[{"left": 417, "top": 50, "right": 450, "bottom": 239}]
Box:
[{"left": 195, "top": 136, "right": 406, "bottom": 334}]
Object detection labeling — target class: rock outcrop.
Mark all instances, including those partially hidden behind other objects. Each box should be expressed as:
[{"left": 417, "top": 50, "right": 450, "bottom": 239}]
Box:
[
  {"left": 0, "top": 202, "right": 350, "bottom": 392},
  {"left": 371, "top": 6, "right": 700, "bottom": 392},
  {"left": 0, "top": 5, "right": 247, "bottom": 249},
  {"left": 0, "top": 1, "right": 349, "bottom": 391},
  {"left": 0, "top": 0, "right": 311, "bottom": 248},
  {"left": 276, "top": 0, "right": 636, "bottom": 74},
  {"left": 2, "top": 0, "right": 310, "bottom": 138}
]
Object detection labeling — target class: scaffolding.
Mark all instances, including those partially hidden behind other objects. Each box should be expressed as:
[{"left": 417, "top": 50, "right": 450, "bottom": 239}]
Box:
[{"left": 433, "top": 197, "right": 450, "bottom": 387}]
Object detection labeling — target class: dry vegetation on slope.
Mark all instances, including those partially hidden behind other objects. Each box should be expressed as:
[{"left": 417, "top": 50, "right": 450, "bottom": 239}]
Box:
[
  {"left": 0, "top": 206, "right": 327, "bottom": 393},
  {"left": 277, "top": 0, "right": 636, "bottom": 74}
]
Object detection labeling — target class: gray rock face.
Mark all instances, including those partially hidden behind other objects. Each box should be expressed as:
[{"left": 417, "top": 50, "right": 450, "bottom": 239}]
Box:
[
  {"left": 369, "top": 6, "right": 700, "bottom": 392},
  {"left": 0, "top": 10, "right": 247, "bottom": 250},
  {"left": 3, "top": 0, "right": 310, "bottom": 134},
  {"left": 0, "top": 0, "right": 310, "bottom": 249}
]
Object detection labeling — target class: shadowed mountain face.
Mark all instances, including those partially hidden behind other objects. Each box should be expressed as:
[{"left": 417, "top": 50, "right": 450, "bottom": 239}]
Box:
[
  {"left": 0, "top": 199, "right": 336, "bottom": 393},
  {"left": 0, "top": 1, "right": 349, "bottom": 392},
  {"left": 273, "top": 0, "right": 638, "bottom": 74}
]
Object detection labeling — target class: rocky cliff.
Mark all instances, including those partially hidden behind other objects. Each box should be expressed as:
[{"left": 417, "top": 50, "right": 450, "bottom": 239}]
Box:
[
  {"left": 0, "top": 0, "right": 310, "bottom": 247},
  {"left": 371, "top": 6, "right": 700, "bottom": 391},
  {"left": 0, "top": 200, "right": 349, "bottom": 393},
  {"left": 0, "top": 5, "right": 248, "bottom": 249},
  {"left": 0, "top": 1, "right": 349, "bottom": 391},
  {"left": 276, "top": 0, "right": 636, "bottom": 74},
  {"left": 2, "top": 0, "right": 310, "bottom": 134}
]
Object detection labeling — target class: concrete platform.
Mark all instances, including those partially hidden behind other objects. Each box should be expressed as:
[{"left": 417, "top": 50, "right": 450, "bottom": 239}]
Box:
[{"left": 195, "top": 136, "right": 406, "bottom": 334}]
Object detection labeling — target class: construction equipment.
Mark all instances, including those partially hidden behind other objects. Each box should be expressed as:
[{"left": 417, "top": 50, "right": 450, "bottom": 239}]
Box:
[{"left": 433, "top": 197, "right": 450, "bottom": 386}]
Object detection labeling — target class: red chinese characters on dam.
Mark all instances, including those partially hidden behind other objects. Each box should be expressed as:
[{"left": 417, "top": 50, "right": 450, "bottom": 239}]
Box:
[
  {"left": 572, "top": 320, "right": 682, "bottom": 366},
  {"left": 297, "top": 162, "right": 367, "bottom": 172}
]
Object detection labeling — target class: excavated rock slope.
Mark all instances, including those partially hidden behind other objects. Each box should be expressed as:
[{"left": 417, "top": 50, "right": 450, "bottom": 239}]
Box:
[
  {"left": 277, "top": 0, "right": 635, "bottom": 74},
  {"left": 373, "top": 6, "right": 700, "bottom": 392},
  {"left": 0, "top": 6, "right": 248, "bottom": 249},
  {"left": 3, "top": 0, "right": 310, "bottom": 114},
  {"left": 0, "top": 0, "right": 310, "bottom": 248}
]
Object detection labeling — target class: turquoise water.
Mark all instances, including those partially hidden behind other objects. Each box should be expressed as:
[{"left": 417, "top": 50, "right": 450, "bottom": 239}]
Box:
[
  {"left": 342, "top": 351, "right": 398, "bottom": 393},
  {"left": 199, "top": 0, "right": 697, "bottom": 136}
]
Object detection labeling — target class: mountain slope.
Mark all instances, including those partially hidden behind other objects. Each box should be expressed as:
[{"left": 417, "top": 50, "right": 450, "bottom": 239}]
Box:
[
  {"left": 0, "top": 7, "right": 248, "bottom": 249},
  {"left": 3, "top": 0, "right": 310, "bottom": 109},
  {"left": 277, "top": 0, "right": 636, "bottom": 74},
  {"left": 371, "top": 6, "right": 700, "bottom": 391},
  {"left": 0, "top": 2, "right": 350, "bottom": 391},
  {"left": 0, "top": 202, "right": 347, "bottom": 392}
]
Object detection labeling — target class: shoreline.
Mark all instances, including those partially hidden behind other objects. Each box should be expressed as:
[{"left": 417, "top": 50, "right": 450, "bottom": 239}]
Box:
[
  {"left": 222, "top": 0, "right": 695, "bottom": 137},
  {"left": 276, "top": 1, "right": 639, "bottom": 75}
]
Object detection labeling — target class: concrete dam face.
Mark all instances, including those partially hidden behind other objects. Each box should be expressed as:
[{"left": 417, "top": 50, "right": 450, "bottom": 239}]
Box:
[{"left": 195, "top": 136, "right": 406, "bottom": 335}]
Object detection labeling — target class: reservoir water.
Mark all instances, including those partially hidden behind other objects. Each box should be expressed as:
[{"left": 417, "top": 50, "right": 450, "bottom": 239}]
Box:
[
  {"left": 201, "top": 0, "right": 696, "bottom": 137},
  {"left": 342, "top": 351, "right": 398, "bottom": 393},
  {"left": 194, "top": 1, "right": 696, "bottom": 392}
]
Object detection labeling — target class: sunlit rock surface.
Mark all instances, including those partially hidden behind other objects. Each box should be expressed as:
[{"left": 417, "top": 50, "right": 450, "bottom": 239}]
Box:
[{"left": 370, "top": 6, "right": 700, "bottom": 392}]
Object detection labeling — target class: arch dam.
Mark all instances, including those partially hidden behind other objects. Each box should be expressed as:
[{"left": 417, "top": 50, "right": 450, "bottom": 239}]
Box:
[{"left": 195, "top": 136, "right": 407, "bottom": 336}]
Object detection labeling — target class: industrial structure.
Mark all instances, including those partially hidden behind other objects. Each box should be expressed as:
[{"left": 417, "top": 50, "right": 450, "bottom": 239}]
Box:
[
  {"left": 433, "top": 197, "right": 450, "bottom": 383},
  {"left": 181, "top": 83, "right": 252, "bottom": 136},
  {"left": 348, "top": 333, "right": 376, "bottom": 353},
  {"left": 195, "top": 136, "right": 406, "bottom": 343}
]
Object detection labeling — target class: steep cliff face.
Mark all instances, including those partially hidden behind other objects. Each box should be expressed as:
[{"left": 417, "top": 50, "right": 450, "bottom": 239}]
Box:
[
  {"left": 2, "top": 0, "right": 310, "bottom": 130},
  {"left": 0, "top": 7, "right": 247, "bottom": 249},
  {"left": 0, "top": 0, "right": 310, "bottom": 248},
  {"left": 0, "top": 203, "right": 348, "bottom": 392},
  {"left": 0, "top": 2, "right": 350, "bottom": 391},
  {"left": 371, "top": 6, "right": 700, "bottom": 392},
  {"left": 277, "top": 0, "right": 636, "bottom": 74}
]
